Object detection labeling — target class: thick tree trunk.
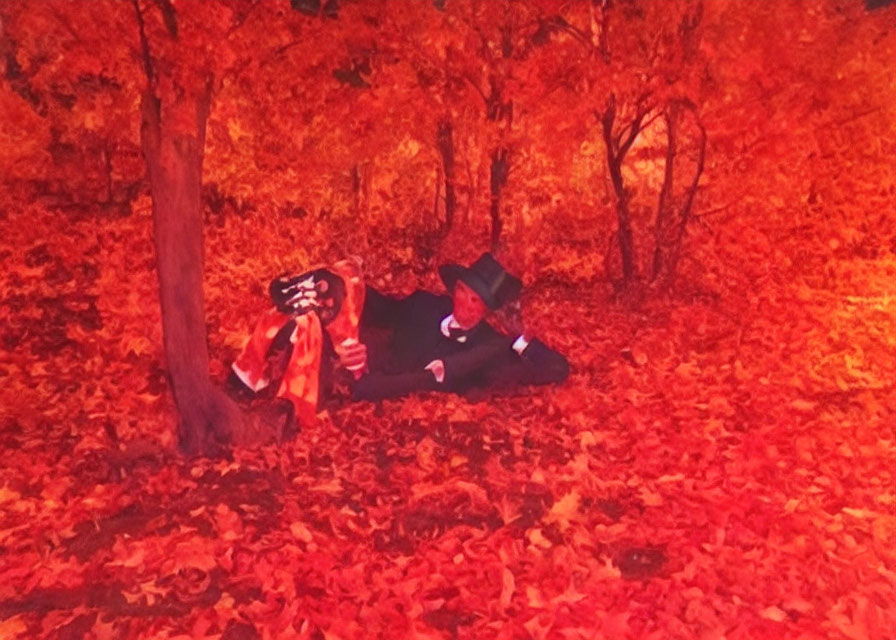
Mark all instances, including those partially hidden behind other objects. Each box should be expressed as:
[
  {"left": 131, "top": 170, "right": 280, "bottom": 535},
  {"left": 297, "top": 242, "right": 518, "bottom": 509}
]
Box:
[{"left": 140, "top": 85, "right": 242, "bottom": 455}]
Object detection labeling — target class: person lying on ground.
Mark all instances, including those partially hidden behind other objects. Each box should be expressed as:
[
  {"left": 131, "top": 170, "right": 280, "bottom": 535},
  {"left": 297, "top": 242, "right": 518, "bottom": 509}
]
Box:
[
  {"left": 228, "top": 253, "right": 569, "bottom": 428},
  {"left": 348, "top": 252, "right": 569, "bottom": 401}
]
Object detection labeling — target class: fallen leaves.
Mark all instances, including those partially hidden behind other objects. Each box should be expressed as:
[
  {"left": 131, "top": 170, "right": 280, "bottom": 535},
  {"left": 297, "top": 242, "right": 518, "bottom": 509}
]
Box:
[
  {"left": 1, "top": 245, "right": 894, "bottom": 640},
  {"left": 3, "top": 24, "right": 896, "bottom": 636},
  {"left": 759, "top": 605, "right": 788, "bottom": 622}
]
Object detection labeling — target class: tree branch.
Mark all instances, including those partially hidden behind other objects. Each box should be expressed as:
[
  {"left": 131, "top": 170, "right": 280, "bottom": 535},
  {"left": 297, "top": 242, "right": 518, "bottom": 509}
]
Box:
[
  {"left": 617, "top": 105, "right": 654, "bottom": 159},
  {"left": 652, "top": 102, "right": 678, "bottom": 281},
  {"left": 666, "top": 101, "right": 707, "bottom": 288},
  {"left": 151, "top": 0, "right": 178, "bottom": 38},
  {"left": 461, "top": 69, "right": 490, "bottom": 107},
  {"left": 132, "top": 0, "right": 155, "bottom": 86},
  {"left": 675, "top": 105, "right": 706, "bottom": 241}
]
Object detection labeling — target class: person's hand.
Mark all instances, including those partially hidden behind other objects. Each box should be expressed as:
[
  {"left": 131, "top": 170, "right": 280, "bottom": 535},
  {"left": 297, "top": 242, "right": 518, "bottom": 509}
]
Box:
[
  {"left": 336, "top": 338, "right": 367, "bottom": 379},
  {"left": 424, "top": 359, "right": 445, "bottom": 383},
  {"left": 493, "top": 299, "right": 531, "bottom": 340}
]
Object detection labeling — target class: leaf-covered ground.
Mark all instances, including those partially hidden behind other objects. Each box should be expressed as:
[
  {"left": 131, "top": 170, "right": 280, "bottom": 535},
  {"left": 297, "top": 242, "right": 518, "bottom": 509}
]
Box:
[{"left": 1, "top": 197, "right": 894, "bottom": 640}]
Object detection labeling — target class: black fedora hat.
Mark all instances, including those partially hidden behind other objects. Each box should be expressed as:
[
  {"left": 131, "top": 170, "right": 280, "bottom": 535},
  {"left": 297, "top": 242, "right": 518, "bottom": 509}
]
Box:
[{"left": 438, "top": 253, "right": 522, "bottom": 310}]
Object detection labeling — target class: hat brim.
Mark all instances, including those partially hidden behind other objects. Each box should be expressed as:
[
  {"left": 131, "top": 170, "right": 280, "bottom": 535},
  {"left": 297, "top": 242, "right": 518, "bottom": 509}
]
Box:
[{"left": 439, "top": 263, "right": 501, "bottom": 310}]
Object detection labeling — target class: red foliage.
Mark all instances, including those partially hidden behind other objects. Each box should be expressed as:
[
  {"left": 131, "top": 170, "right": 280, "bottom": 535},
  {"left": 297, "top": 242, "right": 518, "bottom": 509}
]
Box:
[{"left": 1, "top": 0, "right": 895, "bottom": 638}]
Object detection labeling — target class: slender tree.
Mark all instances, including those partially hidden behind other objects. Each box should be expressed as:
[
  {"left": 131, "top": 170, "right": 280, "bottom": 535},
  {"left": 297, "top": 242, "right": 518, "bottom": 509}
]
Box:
[
  {"left": 436, "top": 118, "right": 457, "bottom": 234},
  {"left": 598, "top": 91, "right": 659, "bottom": 285},
  {"left": 552, "top": 0, "right": 708, "bottom": 293}
]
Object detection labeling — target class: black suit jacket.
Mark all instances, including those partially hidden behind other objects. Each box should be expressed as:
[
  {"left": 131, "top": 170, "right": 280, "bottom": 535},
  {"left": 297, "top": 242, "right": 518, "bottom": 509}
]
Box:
[{"left": 352, "top": 287, "right": 569, "bottom": 401}]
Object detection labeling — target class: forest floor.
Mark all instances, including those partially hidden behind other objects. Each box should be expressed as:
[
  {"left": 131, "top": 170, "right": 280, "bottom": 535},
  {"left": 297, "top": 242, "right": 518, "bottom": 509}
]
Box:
[{"left": 1, "top": 200, "right": 894, "bottom": 640}]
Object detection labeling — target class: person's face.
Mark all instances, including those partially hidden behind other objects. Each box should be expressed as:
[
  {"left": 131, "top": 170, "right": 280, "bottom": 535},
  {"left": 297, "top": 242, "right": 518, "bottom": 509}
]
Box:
[{"left": 452, "top": 280, "right": 488, "bottom": 329}]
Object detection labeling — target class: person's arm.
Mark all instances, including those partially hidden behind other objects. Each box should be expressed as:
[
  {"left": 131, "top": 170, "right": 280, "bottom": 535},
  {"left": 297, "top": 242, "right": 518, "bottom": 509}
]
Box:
[
  {"left": 352, "top": 335, "right": 568, "bottom": 400},
  {"left": 486, "top": 301, "right": 569, "bottom": 387},
  {"left": 445, "top": 332, "right": 568, "bottom": 389},
  {"left": 487, "top": 336, "right": 570, "bottom": 387},
  {"left": 351, "top": 334, "right": 510, "bottom": 401},
  {"left": 438, "top": 338, "right": 510, "bottom": 384}
]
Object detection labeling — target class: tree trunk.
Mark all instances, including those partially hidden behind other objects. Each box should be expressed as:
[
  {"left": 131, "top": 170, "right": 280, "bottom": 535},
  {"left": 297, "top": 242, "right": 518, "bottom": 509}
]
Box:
[
  {"left": 652, "top": 103, "right": 679, "bottom": 281},
  {"left": 605, "top": 155, "right": 637, "bottom": 284},
  {"left": 489, "top": 147, "right": 509, "bottom": 252},
  {"left": 103, "top": 143, "right": 113, "bottom": 204},
  {"left": 600, "top": 102, "right": 638, "bottom": 286},
  {"left": 665, "top": 108, "right": 707, "bottom": 289},
  {"left": 139, "top": 83, "right": 243, "bottom": 455},
  {"left": 436, "top": 118, "right": 456, "bottom": 235},
  {"left": 351, "top": 164, "right": 360, "bottom": 220}
]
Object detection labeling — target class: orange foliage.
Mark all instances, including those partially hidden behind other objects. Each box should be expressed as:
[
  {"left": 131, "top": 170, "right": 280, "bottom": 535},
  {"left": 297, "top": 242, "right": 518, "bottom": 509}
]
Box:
[{"left": 1, "top": 0, "right": 895, "bottom": 638}]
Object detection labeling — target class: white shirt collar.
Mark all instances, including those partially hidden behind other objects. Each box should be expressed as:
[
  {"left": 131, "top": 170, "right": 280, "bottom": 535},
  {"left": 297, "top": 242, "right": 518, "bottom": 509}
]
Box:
[{"left": 440, "top": 314, "right": 467, "bottom": 342}]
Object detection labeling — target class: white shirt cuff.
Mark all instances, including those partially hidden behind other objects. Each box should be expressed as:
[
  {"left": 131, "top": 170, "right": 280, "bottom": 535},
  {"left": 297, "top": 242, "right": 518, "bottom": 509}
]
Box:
[
  {"left": 511, "top": 335, "right": 530, "bottom": 355},
  {"left": 424, "top": 359, "right": 445, "bottom": 383},
  {"left": 231, "top": 363, "right": 269, "bottom": 392}
]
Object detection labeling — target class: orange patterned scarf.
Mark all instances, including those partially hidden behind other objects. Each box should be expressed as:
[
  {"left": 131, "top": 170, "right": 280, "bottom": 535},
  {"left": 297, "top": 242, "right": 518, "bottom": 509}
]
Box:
[{"left": 232, "top": 258, "right": 365, "bottom": 426}]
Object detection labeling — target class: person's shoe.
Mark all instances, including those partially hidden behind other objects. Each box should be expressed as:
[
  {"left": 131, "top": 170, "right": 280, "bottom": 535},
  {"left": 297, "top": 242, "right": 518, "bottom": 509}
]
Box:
[
  {"left": 274, "top": 398, "right": 299, "bottom": 441},
  {"left": 226, "top": 370, "right": 256, "bottom": 404}
]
